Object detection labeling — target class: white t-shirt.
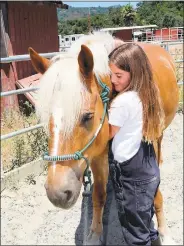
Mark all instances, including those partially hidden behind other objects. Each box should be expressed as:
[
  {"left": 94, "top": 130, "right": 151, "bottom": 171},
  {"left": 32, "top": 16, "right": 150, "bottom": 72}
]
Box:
[{"left": 108, "top": 91, "right": 143, "bottom": 163}]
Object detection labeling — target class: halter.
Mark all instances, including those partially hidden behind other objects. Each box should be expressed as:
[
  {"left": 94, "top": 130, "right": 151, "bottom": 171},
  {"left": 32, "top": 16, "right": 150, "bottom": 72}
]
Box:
[{"left": 43, "top": 74, "right": 110, "bottom": 195}]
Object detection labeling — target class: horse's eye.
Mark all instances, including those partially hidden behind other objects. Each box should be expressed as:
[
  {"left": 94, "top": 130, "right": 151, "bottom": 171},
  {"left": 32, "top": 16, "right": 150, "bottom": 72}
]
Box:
[{"left": 81, "top": 113, "right": 94, "bottom": 125}]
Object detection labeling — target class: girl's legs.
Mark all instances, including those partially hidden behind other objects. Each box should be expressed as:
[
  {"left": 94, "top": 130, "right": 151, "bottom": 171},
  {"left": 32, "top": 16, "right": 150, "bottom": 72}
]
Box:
[{"left": 109, "top": 142, "right": 160, "bottom": 245}]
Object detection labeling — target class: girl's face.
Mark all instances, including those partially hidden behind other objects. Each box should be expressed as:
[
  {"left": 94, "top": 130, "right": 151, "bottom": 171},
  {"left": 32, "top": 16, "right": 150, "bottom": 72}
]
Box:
[{"left": 109, "top": 63, "right": 131, "bottom": 92}]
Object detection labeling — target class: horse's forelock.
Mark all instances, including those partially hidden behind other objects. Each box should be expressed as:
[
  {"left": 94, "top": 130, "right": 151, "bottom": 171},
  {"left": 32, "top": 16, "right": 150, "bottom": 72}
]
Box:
[
  {"left": 35, "top": 32, "right": 115, "bottom": 139},
  {"left": 35, "top": 57, "right": 90, "bottom": 139}
]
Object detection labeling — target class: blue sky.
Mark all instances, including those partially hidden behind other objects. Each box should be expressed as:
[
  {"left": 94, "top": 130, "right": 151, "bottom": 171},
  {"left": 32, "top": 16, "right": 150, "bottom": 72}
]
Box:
[{"left": 63, "top": 2, "right": 138, "bottom": 8}]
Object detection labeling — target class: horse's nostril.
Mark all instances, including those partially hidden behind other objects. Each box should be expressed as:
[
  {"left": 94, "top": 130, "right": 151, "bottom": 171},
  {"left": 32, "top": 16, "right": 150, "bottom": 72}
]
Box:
[{"left": 64, "top": 190, "right": 73, "bottom": 201}]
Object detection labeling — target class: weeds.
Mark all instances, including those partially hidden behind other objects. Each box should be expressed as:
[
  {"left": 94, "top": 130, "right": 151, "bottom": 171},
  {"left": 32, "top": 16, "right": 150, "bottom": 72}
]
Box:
[
  {"left": 171, "top": 44, "right": 184, "bottom": 113},
  {"left": 25, "top": 174, "right": 36, "bottom": 185},
  {"left": 1, "top": 101, "right": 48, "bottom": 172},
  {"left": 170, "top": 44, "right": 183, "bottom": 82}
]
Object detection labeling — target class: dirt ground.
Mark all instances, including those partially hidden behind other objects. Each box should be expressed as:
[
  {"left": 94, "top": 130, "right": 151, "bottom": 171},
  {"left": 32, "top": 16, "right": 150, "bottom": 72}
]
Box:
[{"left": 1, "top": 113, "right": 183, "bottom": 245}]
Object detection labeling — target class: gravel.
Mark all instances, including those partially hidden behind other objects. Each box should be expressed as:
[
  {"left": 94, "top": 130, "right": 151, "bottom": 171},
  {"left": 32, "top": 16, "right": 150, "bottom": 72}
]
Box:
[{"left": 1, "top": 113, "right": 183, "bottom": 245}]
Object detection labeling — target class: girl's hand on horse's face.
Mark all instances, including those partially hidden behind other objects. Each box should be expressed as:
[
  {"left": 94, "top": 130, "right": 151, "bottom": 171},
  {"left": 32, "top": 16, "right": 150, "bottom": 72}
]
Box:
[{"left": 110, "top": 63, "right": 131, "bottom": 92}]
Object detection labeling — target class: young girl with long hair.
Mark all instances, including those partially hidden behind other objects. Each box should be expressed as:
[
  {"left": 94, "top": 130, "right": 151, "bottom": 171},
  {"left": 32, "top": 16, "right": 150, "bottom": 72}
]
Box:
[{"left": 108, "top": 43, "right": 165, "bottom": 245}]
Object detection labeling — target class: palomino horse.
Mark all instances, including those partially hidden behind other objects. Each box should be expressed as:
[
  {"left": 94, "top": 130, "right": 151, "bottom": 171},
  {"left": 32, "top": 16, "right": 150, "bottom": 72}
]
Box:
[{"left": 29, "top": 33, "right": 179, "bottom": 245}]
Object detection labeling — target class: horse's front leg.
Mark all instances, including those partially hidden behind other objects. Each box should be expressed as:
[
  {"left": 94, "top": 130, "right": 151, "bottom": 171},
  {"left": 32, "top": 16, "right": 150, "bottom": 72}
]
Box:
[{"left": 86, "top": 153, "right": 108, "bottom": 245}]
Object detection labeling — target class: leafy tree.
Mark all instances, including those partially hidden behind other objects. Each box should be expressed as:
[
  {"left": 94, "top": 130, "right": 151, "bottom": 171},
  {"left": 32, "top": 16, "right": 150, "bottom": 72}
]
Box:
[
  {"left": 57, "top": 2, "right": 183, "bottom": 35},
  {"left": 108, "top": 7, "right": 124, "bottom": 26},
  {"left": 162, "top": 13, "right": 178, "bottom": 27},
  {"left": 162, "top": 13, "right": 183, "bottom": 27},
  {"left": 120, "top": 5, "right": 136, "bottom": 26},
  {"left": 136, "top": 1, "right": 183, "bottom": 28}
]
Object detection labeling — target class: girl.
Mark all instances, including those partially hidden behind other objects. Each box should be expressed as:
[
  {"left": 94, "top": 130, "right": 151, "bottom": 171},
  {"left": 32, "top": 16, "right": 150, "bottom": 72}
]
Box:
[{"left": 108, "top": 43, "right": 165, "bottom": 245}]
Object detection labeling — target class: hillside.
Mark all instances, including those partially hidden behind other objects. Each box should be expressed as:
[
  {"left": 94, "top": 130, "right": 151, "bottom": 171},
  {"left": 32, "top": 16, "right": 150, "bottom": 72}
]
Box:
[
  {"left": 57, "top": 5, "right": 121, "bottom": 21},
  {"left": 58, "top": 2, "right": 183, "bottom": 35}
]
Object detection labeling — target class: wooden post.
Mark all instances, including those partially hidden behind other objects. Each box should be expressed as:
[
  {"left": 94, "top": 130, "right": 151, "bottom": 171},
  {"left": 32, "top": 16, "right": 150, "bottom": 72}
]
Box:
[{"left": 1, "top": 5, "right": 19, "bottom": 118}]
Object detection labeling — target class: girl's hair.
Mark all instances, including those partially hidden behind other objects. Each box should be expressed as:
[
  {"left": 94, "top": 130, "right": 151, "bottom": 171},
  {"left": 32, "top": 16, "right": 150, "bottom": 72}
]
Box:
[{"left": 109, "top": 43, "right": 165, "bottom": 142}]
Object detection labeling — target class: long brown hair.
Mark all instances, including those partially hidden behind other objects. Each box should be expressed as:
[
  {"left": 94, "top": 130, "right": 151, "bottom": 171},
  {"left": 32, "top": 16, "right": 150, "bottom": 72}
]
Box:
[{"left": 109, "top": 43, "right": 165, "bottom": 142}]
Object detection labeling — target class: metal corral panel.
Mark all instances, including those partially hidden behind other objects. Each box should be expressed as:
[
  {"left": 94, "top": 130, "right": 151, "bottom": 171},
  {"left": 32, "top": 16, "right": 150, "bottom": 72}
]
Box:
[
  {"left": 8, "top": 2, "right": 59, "bottom": 79},
  {"left": 154, "top": 28, "right": 182, "bottom": 41}
]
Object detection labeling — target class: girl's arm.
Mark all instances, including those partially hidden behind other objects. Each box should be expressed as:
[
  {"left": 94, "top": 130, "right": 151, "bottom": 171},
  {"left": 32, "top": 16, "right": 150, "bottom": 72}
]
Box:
[{"left": 109, "top": 124, "right": 120, "bottom": 140}]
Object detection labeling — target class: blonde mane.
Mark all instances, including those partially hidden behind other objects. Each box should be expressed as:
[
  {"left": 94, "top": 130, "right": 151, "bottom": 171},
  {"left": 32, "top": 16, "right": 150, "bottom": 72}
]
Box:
[{"left": 35, "top": 32, "right": 115, "bottom": 139}]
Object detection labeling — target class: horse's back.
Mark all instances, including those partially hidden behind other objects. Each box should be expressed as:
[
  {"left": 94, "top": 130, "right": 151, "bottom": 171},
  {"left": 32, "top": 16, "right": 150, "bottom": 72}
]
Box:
[{"left": 138, "top": 43, "right": 179, "bottom": 128}]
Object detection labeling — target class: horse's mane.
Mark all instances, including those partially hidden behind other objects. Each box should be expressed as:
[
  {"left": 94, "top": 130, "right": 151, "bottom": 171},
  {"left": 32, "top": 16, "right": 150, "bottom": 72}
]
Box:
[{"left": 35, "top": 32, "right": 115, "bottom": 139}]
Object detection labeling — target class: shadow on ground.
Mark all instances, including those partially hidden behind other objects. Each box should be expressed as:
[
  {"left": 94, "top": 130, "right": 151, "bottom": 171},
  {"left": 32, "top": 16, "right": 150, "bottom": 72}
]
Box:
[{"left": 75, "top": 179, "right": 125, "bottom": 245}]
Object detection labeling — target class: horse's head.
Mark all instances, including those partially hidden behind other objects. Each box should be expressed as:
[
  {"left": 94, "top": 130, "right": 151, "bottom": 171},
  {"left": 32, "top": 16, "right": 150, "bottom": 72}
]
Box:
[{"left": 29, "top": 40, "right": 112, "bottom": 209}]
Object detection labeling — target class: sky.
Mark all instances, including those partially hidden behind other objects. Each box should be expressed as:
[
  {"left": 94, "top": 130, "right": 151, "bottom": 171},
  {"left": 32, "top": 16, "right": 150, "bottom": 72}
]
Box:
[{"left": 63, "top": 1, "right": 138, "bottom": 8}]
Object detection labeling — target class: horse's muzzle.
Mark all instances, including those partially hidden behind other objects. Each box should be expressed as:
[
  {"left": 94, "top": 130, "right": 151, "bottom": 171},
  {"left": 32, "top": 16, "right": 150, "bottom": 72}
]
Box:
[{"left": 44, "top": 172, "right": 82, "bottom": 209}]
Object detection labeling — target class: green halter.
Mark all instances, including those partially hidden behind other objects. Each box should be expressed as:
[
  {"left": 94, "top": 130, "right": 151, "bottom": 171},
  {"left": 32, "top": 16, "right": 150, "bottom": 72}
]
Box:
[{"left": 43, "top": 74, "right": 110, "bottom": 195}]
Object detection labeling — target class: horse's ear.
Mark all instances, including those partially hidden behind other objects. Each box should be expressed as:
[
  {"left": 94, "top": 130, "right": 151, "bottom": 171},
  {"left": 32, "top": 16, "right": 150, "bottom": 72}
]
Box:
[
  {"left": 28, "top": 47, "right": 50, "bottom": 74},
  {"left": 78, "top": 45, "right": 94, "bottom": 77}
]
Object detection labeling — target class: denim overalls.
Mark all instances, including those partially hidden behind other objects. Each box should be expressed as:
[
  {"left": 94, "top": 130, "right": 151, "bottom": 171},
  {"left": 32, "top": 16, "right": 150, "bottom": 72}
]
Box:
[{"left": 108, "top": 140, "right": 160, "bottom": 245}]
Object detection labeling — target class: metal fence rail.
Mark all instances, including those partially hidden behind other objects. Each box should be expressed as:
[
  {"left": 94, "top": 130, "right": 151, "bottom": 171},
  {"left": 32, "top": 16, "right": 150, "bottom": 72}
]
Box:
[
  {"left": 1, "top": 87, "right": 39, "bottom": 97},
  {"left": 1, "top": 86, "right": 42, "bottom": 141},
  {"left": 178, "top": 81, "right": 184, "bottom": 85},
  {"left": 175, "top": 60, "right": 183, "bottom": 63},
  {"left": 1, "top": 123, "right": 44, "bottom": 141},
  {"left": 0, "top": 52, "right": 62, "bottom": 63}
]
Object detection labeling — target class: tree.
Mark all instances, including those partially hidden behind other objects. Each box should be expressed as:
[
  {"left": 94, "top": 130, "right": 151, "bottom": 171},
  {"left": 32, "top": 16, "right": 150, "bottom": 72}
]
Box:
[
  {"left": 136, "top": 1, "right": 183, "bottom": 28},
  {"left": 57, "top": 2, "right": 183, "bottom": 35},
  {"left": 108, "top": 7, "right": 124, "bottom": 26},
  {"left": 162, "top": 13, "right": 183, "bottom": 28},
  {"left": 120, "top": 4, "right": 136, "bottom": 26}
]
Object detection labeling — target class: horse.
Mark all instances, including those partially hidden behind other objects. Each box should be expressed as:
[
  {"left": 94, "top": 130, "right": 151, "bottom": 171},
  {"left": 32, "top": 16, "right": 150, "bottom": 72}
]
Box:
[{"left": 28, "top": 32, "right": 179, "bottom": 245}]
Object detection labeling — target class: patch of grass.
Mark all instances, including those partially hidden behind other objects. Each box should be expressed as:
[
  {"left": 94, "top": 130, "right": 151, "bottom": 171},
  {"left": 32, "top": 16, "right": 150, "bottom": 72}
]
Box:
[
  {"left": 1, "top": 102, "right": 48, "bottom": 172},
  {"left": 178, "top": 85, "right": 183, "bottom": 113},
  {"left": 175, "top": 62, "right": 183, "bottom": 82},
  {"left": 178, "top": 85, "right": 183, "bottom": 102},
  {"left": 25, "top": 174, "right": 36, "bottom": 185}
]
